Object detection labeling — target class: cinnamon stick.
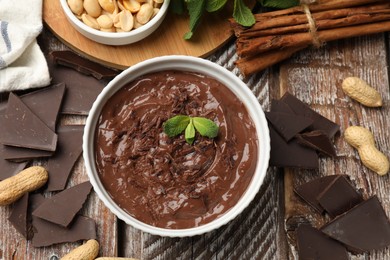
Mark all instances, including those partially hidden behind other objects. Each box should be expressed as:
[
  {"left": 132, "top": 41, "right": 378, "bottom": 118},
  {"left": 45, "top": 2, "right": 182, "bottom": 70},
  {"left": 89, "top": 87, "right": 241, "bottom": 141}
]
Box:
[
  {"left": 232, "top": 3, "right": 390, "bottom": 37},
  {"left": 232, "top": 0, "right": 390, "bottom": 76},
  {"left": 236, "top": 21, "right": 390, "bottom": 76},
  {"left": 237, "top": 19, "right": 390, "bottom": 58}
]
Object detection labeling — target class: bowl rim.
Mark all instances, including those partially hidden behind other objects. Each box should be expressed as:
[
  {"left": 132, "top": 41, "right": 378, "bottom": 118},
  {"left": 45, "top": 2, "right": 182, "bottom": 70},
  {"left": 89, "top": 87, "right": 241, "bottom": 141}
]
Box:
[
  {"left": 59, "top": 0, "right": 170, "bottom": 40},
  {"left": 83, "top": 55, "right": 270, "bottom": 237}
]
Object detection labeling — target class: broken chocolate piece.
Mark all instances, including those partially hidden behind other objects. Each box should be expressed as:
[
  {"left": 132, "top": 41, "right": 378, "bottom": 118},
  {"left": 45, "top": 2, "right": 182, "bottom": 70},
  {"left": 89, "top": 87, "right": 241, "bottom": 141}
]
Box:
[
  {"left": 317, "top": 175, "right": 363, "bottom": 218},
  {"left": 31, "top": 195, "right": 96, "bottom": 247},
  {"left": 33, "top": 182, "right": 92, "bottom": 227},
  {"left": 297, "top": 224, "right": 348, "bottom": 260},
  {"left": 296, "top": 130, "right": 337, "bottom": 157},
  {"left": 32, "top": 214, "right": 96, "bottom": 247},
  {"left": 321, "top": 196, "right": 390, "bottom": 253},
  {"left": 46, "top": 125, "right": 84, "bottom": 191},
  {"left": 0, "top": 93, "right": 57, "bottom": 151},
  {"left": 0, "top": 145, "right": 28, "bottom": 180},
  {"left": 265, "top": 111, "right": 313, "bottom": 141},
  {"left": 280, "top": 92, "right": 340, "bottom": 138},
  {"left": 19, "top": 83, "right": 66, "bottom": 131},
  {"left": 51, "top": 50, "right": 119, "bottom": 80},
  {"left": 47, "top": 54, "right": 105, "bottom": 115},
  {"left": 271, "top": 99, "right": 295, "bottom": 114},
  {"left": 269, "top": 124, "right": 319, "bottom": 169},
  {"left": 8, "top": 193, "right": 29, "bottom": 238},
  {"left": 294, "top": 175, "right": 339, "bottom": 213},
  {"left": 1, "top": 145, "right": 53, "bottom": 161}
]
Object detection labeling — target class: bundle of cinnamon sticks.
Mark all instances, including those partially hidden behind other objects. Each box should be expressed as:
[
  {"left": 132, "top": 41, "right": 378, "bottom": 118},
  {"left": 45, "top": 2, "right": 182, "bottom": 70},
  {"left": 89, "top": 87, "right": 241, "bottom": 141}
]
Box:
[{"left": 230, "top": 0, "right": 390, "bottom": 77}]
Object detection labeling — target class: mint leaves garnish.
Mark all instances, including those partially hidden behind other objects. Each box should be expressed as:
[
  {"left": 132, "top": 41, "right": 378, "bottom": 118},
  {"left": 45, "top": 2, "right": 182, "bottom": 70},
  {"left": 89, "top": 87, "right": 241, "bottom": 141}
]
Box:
[
  {"left": 163, "top": 115, "right": 219, "bottom": 144},
  {"left": 171, "top": 0, "right": 299, "bottom": 40},
  {"left": 233, "top": 0, "right": 256, "bottom": 27}
]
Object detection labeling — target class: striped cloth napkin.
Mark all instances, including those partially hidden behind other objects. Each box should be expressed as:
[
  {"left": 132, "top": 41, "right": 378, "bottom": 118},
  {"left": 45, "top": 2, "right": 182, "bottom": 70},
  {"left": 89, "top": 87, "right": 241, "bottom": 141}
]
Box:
[{"left": 0, "top": 0, "right": 50, "bottom": 92}]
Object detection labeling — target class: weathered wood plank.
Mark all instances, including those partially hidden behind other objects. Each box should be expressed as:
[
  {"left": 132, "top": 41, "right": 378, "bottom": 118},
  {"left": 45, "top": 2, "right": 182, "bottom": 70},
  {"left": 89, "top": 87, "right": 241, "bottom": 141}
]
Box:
[{"left": 280, "top": 34, "right": 390, "bottom": 259}]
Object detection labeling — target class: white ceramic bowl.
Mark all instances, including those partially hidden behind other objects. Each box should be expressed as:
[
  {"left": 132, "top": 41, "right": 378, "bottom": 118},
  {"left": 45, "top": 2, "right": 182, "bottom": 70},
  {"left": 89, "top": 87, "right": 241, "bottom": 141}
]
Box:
[
  {"left": 83, "top": 56, "right": 270, "bottom": 237},
  {"left": 59, "top": 0, "right": 170, "bottom": 45}
]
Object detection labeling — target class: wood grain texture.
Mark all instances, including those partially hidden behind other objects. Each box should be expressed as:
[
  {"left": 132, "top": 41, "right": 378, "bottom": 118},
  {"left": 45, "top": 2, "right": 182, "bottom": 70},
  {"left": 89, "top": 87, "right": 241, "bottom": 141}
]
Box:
[
  {"left": 280, "top": 34, "right": 390, "bottom": 259},
  {"left": 43, "top": 0, "right": 236, "bottom": 70}
]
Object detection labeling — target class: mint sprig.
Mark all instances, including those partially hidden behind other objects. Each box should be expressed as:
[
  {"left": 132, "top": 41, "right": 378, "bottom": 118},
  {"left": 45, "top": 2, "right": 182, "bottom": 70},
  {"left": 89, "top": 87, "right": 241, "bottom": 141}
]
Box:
[
  {"left": 172, "top": 0, "right": 299, "bottom": 40},
  {"left": 163, "top": 115, "right": 219, "bottom": 144}
]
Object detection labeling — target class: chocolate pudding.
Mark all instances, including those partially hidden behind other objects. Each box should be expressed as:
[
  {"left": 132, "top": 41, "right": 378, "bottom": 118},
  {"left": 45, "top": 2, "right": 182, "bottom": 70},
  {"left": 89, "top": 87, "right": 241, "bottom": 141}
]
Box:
[{"left": 95, "top": 70, "right": 258, "bottom": 229}]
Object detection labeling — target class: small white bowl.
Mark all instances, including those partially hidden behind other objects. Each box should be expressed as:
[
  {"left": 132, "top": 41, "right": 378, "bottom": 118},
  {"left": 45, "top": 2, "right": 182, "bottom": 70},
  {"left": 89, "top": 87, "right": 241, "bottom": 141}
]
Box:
[
  {"left": 83, "top": 56, "right": 270, "bottom": 237},
  {"left": 59, "top": 0, "right": 170, "bottom": 45}
]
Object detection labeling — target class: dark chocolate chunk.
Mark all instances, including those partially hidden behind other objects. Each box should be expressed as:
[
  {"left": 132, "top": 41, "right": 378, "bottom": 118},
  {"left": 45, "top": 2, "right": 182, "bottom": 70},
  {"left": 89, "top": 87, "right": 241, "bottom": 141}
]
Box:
[
  {"left": 317, "top": 175, "right": 363, "bottom": 218},
  {"left": 321, "top": 196, "right": 390, "bottom": 253},
  {"left": 46, "top": 125, "right": 84, "bottom": 191},
  {"left": 296, "top": 130, "right": 337, "bottom": 157},
  {"left": 269, "top": 124, "right": 319, "bottom": 169},
  {"left": 32, "top": 214, "right": 96, "bottom": 247},
  {"left": 51, "top": 50, "right": 119, "bottom": 80},
  {"left": 280, "top": 92, "right": 340, "bottom": 138},
  {"left": 0, "top": 113, "right": 29, "bottom": 179},
  {"left": 297, "top": 224, "right": 349, "bottom": 260},
  {"left": 294, "top": 175, "right": 339, "bottom": 213},
  {"left": 30, "top": 194, "right": 96, "bottom": 247},
  {"left": 8, "top": 193, "right": 29, "bottom": 238},
  {"left": 1, "top": 145, "right": 53, "bottom": 161},
  {"left": 47, "top": 54, "right": 105, "bottom": 115},
  {"left": 19, "top": 83, "right": 66, "bottom": 131},
  {"left": 0, "top": 93, "right": 57, "bottom": 151},
  {"left": 0, "top": 145, "right": 28, "bottom": 180},
  {"left": 265, "top": 111, "right": 313, "bottom": 141},
  {"left": 270, "top": 99, "right": 295, "bottom": 114},
  {"left": 33, "top": 182, "right": 92, "bottom": 227}
]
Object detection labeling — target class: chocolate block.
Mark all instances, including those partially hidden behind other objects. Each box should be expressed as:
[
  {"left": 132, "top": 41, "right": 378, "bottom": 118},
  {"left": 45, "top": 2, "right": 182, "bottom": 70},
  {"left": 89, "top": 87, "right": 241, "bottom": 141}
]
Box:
[
  {"left": 47, "top": 54, "right": 105, "bottom": 115},
  {"left": 270, "top": 99, "right": 295, "bottom": 114},
  {"left": 0, "top": 93, "right": 57, "bottom": 151},
  {"left": 33, "top": 182, "right": 92, "bottom": 227},
  {"left": 51, "top": 50, "right": 119, "bottom": 80},
  {"left": 296, "top": 130, "right": 337, "bottom": 157},
  {"left": 269, "top": 124, "right": 319, "bottom": 169},
  {"left": 8, "top": 193, "right": 29, "bottom": 238},
  {"left": 297, "top": 224, "right": 348, "bottom": 260},
  {"left": 0, "top": 145, "right": 28, "bottom": 180},
  {"left": 19, "top": 83, "right": 66, "bottom": 131},
  {"left": 280, "top": 92, "right": 340, "bottom": 138},
  {"left": 1, "top": 145, "right": 53, "bottom": 161},
  {"left": 46, "top": 125, "right": 84, "bottom": 191},
  {"left": 32, "top": 214, "right": 96, "bottom": 247},
  {"left": 294, "top": 175, "right": 339, "bottom": 213},
  {"left": 31, "top": 195, "right": 96, "bottom": 247},
  {"left": 317, "top": 175, "right": 363, "bottom": 218},
  {"left": 321, "top": 196, "right": 390, "bottom": 253},
  {"left": 265, "top": 111, "right": 313, "bottom": 141}
]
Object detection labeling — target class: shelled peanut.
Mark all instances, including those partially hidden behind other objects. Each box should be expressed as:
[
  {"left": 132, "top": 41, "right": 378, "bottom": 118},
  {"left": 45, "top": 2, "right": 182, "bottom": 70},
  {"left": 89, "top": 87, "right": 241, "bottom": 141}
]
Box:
[{"left": 67, "top": 0, "right": 163, "bottom": 32}]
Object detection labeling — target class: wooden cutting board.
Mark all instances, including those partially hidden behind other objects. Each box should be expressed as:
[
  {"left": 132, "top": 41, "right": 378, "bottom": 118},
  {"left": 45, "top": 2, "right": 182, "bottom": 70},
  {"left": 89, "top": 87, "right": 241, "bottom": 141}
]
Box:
[{"left": 43, "top": 0, "right": 236, "bottom": 70}]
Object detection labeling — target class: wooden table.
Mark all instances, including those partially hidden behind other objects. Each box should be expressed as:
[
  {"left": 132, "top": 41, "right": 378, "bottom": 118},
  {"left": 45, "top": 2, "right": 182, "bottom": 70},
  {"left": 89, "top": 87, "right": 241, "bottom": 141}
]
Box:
[{"left": 0, "top": 25, "right": 389, "bottom": 260}]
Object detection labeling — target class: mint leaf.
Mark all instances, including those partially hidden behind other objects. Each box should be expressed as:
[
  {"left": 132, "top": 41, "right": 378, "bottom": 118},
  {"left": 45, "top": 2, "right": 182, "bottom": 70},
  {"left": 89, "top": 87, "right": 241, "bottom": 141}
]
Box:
[
  {"left": 259, "top": 0, "right": 299, "bottom": 9},
  {"left": 193, "top": 117, "right": 219, "bottom": 138},
  {"left": 206, "top": 0, "right": 228, "bottom": 12},
  {"left": 185, "top": 119, "right": 196, "bottom": 144},
  {"left": 184, "top": 0, "right": 206, "bottom": 39},
  {"left": 233, "top": 0, "right": 255, "bottom": 27},
  {"left": 163, "top": 115, "right": 190, "bottom": 137}
]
